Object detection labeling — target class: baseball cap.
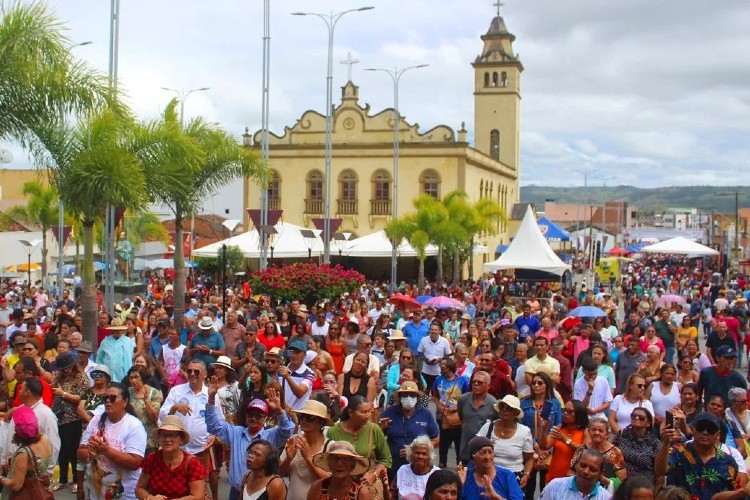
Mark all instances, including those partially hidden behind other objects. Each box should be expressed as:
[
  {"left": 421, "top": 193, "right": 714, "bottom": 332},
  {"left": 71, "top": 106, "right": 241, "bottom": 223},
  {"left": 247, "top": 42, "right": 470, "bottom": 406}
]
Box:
[
  {"left": 716, "top": 345, "right": 738, "bottom": 358},
  {"left": 288, "top": 339, "right": 307, "bottom": 352},
  {"left": 246, "top": 399, "right": 269, "bottom": 415},
  {"left": 692, "top": 412, "right": 722, "bottom": 433}
]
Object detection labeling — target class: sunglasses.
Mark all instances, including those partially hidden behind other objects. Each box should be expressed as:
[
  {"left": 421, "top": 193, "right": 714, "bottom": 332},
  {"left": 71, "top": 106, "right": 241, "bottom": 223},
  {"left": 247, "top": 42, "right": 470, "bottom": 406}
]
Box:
[
  {"left": 531, "top": 381, "right": 545, "bottom": 387},
  {"left": 472, "top": 380, "right": 486, "bottom": 385},
  {"left": 695, "top": 423, "right": 719, "bottom": 434},
  {"left": 298, "top": 413, "right": 321, "bottom": 423},
  {"left": 186, "top": 369, "right": 202, "bottom": 376},
  {"left": 265, "top": 359, "right": 279, "bottom": 364},
  {"left": 633, "top": 383, "right": 646, "bottom": 389},
  {"left": 104, "top": 395, "right": 121, "bottom": 403},
  {"left": 159, "top": 431, "right": 183, "bottom": 440},
  {"left": 630, "top": 414, "right": 648, "bottom": 421}
]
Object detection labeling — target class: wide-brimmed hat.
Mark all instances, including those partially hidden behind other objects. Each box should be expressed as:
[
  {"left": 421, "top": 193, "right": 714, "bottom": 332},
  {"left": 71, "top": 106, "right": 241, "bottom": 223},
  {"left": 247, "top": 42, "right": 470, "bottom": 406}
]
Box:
[
  {"left": 152, "top": 415, "right": 190, "bottom": 443},
  {"left": 312, "top": 441, "right": 370, "bottom": 476},
  {"left": 90, "top": 365, "right": 111, "bottom": 380},
  {"left": 461, "top": 313, "right": 472, "bottom": 321},
  {"left": 298, "top": 304, "right": 309, "bottom": 313},
  {"left": 396, "top": 381, "right": 422, "bottom": 396},
  {"left": 494, "top": 394, "right": 524, "bottom": 419},
  {"left": 212, "top": 356, "right": 234, "bottom": 371},
  {"left": 49, "top": 352, "right": 77, "bottom": 371},
  {"left": 294, "top": 400, "right": 332, "bottom": 424},
  {"left": 77, "top": 341, "right": 94, "bottom": 353},
  {"left": 106, "top": 318, "right": 127, "bottom": 331},
  {"left": 198, "top": 317, "right": 214, "bottom": 330},
  {"left": 388, "top": 329, "right": 406, "bottom": 341},
  {"left": 265, "top": 347, "right": 284, "bottom": 361}
]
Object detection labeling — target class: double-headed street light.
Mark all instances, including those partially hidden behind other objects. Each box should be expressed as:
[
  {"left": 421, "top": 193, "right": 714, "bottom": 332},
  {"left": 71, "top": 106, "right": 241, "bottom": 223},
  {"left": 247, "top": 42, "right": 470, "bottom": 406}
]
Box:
[
  {"left": 292, "top": 6, "right": 374, "bottom": 264},
  {"left": 365, "top": 64, "right": 428, "bottom": 289},
  {"left": 160, "top": 86, "right": 210, "bottom": 273}
]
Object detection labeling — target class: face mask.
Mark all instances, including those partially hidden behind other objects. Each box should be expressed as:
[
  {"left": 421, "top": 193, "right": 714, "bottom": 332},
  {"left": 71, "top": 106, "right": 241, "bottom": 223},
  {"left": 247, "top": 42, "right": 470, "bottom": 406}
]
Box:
[
  {"left": 401, "top": 396, "right": 417, "bottom": 410},
  {"left": 248, "top": 423, "right": 264, "bottom": 435}
]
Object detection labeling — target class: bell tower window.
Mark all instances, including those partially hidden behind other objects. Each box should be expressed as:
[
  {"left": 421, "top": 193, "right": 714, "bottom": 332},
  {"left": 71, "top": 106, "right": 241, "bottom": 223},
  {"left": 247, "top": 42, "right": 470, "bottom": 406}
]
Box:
[
  {"left": 484, "top": 72, "right": 490, "bottom": 87},
  {"left": 490, "top": 130, "right": 500, "bottom": 160},
  {"left": 501, "top": 72, "right": 508, "bottom": 88},
  {"left": 492, "top": 72, "right": 499, "bottom": 87}
]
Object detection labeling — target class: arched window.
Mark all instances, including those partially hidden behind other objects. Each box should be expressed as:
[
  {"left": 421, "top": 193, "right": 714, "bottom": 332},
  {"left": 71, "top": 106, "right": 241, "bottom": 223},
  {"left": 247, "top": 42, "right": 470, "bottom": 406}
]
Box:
[
  {"left": 492, "top": 72, "right": 499, "bottom": 87},
  {"left": 338, "top": 170, "right": 358, "bottom": 215},
  {"left": 419, "top": 169, "right": 441, "bottom": 199},
  {"left": 490, "top": 130, "right": 500, "bottom": 160},
  {"left": 501, "top": 72, "right": 508, "bottom": 88},
  {"left": 267, "top": 170, "right": 281, "bottom": 209},
  {"left": 484, "top": 72, "right": 490, "bottom": 87},
  {"left": 305, "top": 170, "right": 324, "bottom": 214},
  {"left": 371, "top": 170, "right": 392, "bottom": 216}
]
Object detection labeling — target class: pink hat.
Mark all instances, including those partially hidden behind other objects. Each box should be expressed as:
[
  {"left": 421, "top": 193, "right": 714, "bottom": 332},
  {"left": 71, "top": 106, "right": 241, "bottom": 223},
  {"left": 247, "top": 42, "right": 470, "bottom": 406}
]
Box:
[{"left": 13, "top": 406, "right": 38, "bottom": 440}]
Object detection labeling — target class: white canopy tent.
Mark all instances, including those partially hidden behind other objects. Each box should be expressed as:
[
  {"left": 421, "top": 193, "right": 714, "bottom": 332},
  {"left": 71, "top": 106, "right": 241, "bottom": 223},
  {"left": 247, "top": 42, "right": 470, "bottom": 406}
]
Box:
[
  {"left": 343, "top": 230, "right": 439, "bottom": 257},
  {"left": 641, "top": 236, "right": 719, "bottom": 256},
  {"left": 192, "top": 221, "right": 324, "bottom": 259},
  {"left": 483, "top": 206, "right": 571, "bottom": 276}
]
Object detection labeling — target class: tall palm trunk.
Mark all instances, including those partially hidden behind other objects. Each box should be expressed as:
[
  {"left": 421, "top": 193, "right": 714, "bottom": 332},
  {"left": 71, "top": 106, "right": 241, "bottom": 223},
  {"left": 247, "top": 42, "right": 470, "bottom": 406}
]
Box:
[
  {"left": 452, "top": 251, "right": 460, "bottom": 285},
  {"left": 81, "top": 220, "right": 98, "bottom": 347},
  {"left": 40, "top": 228, "right": 48, "bottom": 281},
  {"left": 436, "top": 247, "right": 444, "bottom": 285},
  {"left": 418, "top": 257, "right": 426, "bottom": 291},
  {"left": 172, "top": 203, "right": 186, "bottom": 331}
]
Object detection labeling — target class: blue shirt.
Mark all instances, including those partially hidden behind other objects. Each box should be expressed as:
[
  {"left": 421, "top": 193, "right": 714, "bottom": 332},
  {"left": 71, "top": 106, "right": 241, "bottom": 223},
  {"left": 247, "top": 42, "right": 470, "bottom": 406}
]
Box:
[
  {"left": 433, "top": 374, "right": 469, "bottom": 413},
  {"left": 205, "top": 405, "right": 294, "bottom": 491},
  {"left": 520, "top": 397, "right": 562, "bottom": 434},
  {"left": 189, "top": 331, "right": 225, "bottom": 366},
  {"left": 514, "top": 314, "right": 541, "bottom": 341},
  {"left": 463, "top": 464, "right": 524, "bottom": 500},
  {"left": 403, "top": 321, "right": 430, "bottom": 353},
  {"left": 540, "top": 475, "right": 612, "bottom": 500},
  {"left": 149, "top": 334, "right": 168, "bottom": 358},
  {"left": 97, "top": 334, "right": 135, "bottom": 382},
  {"left": 666, "top": 442, "right": 738, "bottom": 500},
  {"left": 380, "top": 405, "right": 439, "bottom": 472}
]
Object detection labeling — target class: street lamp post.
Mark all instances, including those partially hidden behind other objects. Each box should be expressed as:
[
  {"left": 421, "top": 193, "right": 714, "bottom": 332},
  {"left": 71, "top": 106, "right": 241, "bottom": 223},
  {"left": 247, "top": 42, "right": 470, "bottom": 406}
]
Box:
[
  {"left": 161, "top": 86, "right": 210, "bottom": 275},
  {"left": 716, "top": 191, "right": 742, "bottom": 264},
  {"left": 292, "top": 6, "right": 374, "bottom": 264},
  {"left": 259, "top": 0, "right": 271, "bottom": 271},
  {"left": 19, "top": 240, "right": 41, "bottom": 287},
  {"left": 365, "top": 64, "right": 428, "bottom": 290}
]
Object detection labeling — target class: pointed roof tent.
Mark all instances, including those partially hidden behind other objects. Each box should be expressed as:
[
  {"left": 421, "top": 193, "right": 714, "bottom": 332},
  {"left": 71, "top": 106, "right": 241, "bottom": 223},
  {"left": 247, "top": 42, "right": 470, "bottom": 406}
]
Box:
[
  {"left": 192, "top": 221, "right": 324, "bottom": 259},
  {"left": 641, "top": 236, "right": 719, "bottom": 256},
  {"left": 344, "top": 231, "right": 439, "bottom": 258},
  {"left": 483, "top": 206, "right": 571, "bottom": 276}
]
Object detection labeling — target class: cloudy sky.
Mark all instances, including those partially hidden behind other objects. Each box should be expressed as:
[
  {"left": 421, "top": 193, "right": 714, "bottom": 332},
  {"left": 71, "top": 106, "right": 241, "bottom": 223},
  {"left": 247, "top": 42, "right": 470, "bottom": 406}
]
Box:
[{"left": 6, "top": 0, "right": 750, "bottom": 218}]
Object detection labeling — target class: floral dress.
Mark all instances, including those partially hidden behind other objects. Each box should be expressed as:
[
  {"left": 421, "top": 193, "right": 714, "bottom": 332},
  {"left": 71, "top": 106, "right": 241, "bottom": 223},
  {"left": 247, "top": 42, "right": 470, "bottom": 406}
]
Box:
[{"left": 128, "top": 385, "right": 163, "bottom": 452}]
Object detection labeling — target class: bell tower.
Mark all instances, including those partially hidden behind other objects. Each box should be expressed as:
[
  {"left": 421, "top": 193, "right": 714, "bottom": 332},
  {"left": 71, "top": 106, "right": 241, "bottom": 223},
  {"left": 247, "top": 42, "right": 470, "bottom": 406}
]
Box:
[{"left": 472, "top": 2, "right": 523, "bottom": 170}]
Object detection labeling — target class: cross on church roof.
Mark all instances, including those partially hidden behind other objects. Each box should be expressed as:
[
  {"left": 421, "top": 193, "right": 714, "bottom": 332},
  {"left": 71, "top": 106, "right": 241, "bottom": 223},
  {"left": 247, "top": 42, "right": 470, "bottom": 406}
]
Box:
[
  {"left": 493, "top": 1, "right": 504, "bottom": 17},
  {"left": 340, "top": 51, "right": 360, "bottom": 82}
]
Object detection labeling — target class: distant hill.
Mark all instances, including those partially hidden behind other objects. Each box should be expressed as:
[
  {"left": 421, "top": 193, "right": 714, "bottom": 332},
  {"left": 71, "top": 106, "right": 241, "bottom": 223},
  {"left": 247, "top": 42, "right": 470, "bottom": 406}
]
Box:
[{"left": 520, "top": 185, "right": 749, "bottom": 214}]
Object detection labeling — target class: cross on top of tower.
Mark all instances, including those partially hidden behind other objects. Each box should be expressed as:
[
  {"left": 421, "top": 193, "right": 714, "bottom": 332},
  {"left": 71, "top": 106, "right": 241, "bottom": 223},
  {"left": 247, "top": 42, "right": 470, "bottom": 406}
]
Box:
[
  {"left": 340, "top": 51, "right": 360, "bottom": 82},
  {"left": 493, "top": 1, "right": 504, "bottom": 17}
]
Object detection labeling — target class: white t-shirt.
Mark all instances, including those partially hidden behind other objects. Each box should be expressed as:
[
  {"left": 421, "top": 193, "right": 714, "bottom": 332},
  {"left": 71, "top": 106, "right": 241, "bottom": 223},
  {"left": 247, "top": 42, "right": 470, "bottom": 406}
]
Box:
[
  {"left": 81, "top": 413, "right": 147, "bottom": 500},
  {"left": 162, "top": 343, "right": 187, "bottom": 380},
  {"left": 396, "top": 464, "right": 440, "bottom": 500},
  {"left": 311, "top": 322, "right": 329, "bottom": 337},
  {"left": 476, "top": 420, "right": 534, "bottom": 472},
  {"left": 417, "top": 336, "right": 452, "bottom": 376},
  {"left": 573, "top": 376, "right": 613, "bottom": 419},
  {"left": 609, "top": 395, "right": 654, "bottom": 430}
]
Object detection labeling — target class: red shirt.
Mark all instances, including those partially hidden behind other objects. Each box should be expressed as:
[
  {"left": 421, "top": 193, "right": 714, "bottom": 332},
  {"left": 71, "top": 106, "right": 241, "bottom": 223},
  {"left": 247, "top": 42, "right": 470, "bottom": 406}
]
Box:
[
  {"left": 140, "top": 451, "right": 207, "bottom": 498},
  {"left": 12, "top": 376, "right": 53, "bottom": 408},
  {"left": 487, "top": 370, "right": 515, "bottom": 399},
  {"left": 257, "top": 331, "right": 286, "bottom": 351}
]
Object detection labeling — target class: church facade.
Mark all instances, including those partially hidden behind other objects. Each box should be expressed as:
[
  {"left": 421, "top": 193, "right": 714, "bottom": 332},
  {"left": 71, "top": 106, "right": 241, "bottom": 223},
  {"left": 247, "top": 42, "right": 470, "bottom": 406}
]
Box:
[{"left": 243, "top": 11, "right": 523, "bottom": 280}]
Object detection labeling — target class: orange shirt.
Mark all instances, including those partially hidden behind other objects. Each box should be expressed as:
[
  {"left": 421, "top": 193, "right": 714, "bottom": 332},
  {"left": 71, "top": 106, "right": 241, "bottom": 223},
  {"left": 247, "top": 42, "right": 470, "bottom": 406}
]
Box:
[{"left": 546, "top": 427, "right": 586, "bottom": 483}]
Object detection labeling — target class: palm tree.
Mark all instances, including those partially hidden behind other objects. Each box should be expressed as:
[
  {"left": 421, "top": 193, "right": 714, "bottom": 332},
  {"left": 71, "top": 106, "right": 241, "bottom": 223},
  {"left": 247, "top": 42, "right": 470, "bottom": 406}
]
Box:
[
  {"left": 385, "top": 194, "right": 447, "bottom": 289},
  {"left": 0, "top": 1, "right": 115, "bottom": 149},
  {"left": 149, "top": 100, "right": 267, "bottom": 330},
  {"left": 0, "top": 179, "right": 58, "bottom": 278},
  {"left": 41, "top": 109, "right": 193, "bottom": 346},
  {"left": 124, "top": 211, "right": 169, "bottom": 248}
]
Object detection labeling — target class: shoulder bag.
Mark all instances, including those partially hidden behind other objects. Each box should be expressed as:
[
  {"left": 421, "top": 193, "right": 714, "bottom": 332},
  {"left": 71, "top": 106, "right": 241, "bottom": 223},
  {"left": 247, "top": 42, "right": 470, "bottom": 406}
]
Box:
[{"left": 8, "top": 446, "right": 53, "bottom": 500}]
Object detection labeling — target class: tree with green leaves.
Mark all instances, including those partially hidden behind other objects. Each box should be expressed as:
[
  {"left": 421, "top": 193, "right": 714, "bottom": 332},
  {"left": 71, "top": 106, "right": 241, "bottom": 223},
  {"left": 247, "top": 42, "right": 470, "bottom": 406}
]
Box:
[
  {"left": 0, "top": 0, "right": 116, "bottom": 152},
  {"left": 39, "top": 109, "right": 195, "bottom": 346},
  {"left": 149, "top": 100, "right": 267, "bottom": 331},
  {"left": 0, "top": 179, "right": 58, "bottom": 277},
  {"left": 385, "top": 194, "right": 448, "bottom": 290}
]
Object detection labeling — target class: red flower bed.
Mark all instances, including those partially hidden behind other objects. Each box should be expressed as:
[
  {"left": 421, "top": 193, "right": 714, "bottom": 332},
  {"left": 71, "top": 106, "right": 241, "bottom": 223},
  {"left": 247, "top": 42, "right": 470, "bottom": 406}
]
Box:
[{"left": 250, "top": 262, "right": 365, "bottom": 302}]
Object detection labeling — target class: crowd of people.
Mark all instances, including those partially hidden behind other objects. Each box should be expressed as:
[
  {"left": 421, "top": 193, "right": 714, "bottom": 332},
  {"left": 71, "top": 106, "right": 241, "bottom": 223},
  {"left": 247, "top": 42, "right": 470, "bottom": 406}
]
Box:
[{"left": 1, "top": 257, "right": 750, "bottom": 499}]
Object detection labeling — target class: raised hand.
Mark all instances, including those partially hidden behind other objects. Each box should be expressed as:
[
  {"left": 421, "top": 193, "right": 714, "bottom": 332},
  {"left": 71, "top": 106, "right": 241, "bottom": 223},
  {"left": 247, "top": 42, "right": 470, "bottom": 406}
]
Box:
[
  {"left": 207, "top": 375, "right": 219, "bottom": 398},
  {"left": 266, "top": 387, "right": 281, "bottom": 414}
]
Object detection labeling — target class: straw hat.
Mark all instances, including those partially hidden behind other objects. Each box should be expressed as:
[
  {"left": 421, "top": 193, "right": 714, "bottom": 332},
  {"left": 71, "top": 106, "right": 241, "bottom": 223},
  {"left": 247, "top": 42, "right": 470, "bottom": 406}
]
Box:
[
  {"left": 494, "top": 394, "right": 524, "bottom": 420},
  {"left": 388, "top": 329, "right": 406, "bottom": 341},
  {"left": 212, "top": 356, "right": 234, "bottom": 371},
  {"left": 293, "top": 400, "right": 332, "bottom": 424},
  {"left": 198, "top": 317, "right": 214, "bottom": 330},
  {"left": 312, "top": 441, "right": 370, "bottom": 476},
  {"left": 106, "top": 318, "right": 128, "bottom": 331},
  {"left": 152, "top": 415, "right": 190, "bottom": 443},
  {"left": 395, "top": 381, "right": 422, "bottom": 396}
]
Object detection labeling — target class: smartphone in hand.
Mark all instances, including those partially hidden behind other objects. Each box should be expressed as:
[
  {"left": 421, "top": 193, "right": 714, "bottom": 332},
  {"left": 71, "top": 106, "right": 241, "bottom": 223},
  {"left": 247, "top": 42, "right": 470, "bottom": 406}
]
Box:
[{"left": 541, "top": 400, "right": 553, "bottom": 420}]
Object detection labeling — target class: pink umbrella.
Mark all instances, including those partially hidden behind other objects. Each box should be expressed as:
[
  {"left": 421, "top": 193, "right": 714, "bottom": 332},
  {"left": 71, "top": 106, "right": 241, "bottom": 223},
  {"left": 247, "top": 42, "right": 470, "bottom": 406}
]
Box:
[
  {"left": 424, "top": 296, "right": 466, "bottom": 311},
  {"left": 661, "top": 294, "right": 686, "bottom": 304}
]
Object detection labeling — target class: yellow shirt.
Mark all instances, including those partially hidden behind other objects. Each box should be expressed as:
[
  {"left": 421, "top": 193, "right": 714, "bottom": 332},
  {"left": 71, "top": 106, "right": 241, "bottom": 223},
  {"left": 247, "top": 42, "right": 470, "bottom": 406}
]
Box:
[{"left": 676, "top": 326, "right": 697, "bottom": 346}]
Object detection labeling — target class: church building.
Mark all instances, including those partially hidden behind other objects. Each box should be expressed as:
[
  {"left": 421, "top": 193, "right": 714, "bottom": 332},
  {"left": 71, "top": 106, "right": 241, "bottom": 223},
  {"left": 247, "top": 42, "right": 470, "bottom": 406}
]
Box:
[{"left": 243, "top": 9, "right": 523, "bottom": 280}]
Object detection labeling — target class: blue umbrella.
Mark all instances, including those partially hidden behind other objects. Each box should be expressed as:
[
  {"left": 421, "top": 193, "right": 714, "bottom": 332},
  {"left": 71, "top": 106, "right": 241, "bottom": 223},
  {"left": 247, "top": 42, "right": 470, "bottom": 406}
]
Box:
[
  {"left": 415, "top": 295, "right": 433, "bottom": 304},
  {"left": 567, "top": 306, "right": 607, "bottom": 318}
]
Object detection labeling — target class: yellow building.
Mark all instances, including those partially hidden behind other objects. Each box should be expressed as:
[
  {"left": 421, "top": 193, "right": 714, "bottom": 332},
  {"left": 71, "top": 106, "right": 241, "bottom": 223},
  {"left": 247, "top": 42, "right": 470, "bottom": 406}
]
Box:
[{"left": 243, "top": 10, "right": 523, "bottom": 280}]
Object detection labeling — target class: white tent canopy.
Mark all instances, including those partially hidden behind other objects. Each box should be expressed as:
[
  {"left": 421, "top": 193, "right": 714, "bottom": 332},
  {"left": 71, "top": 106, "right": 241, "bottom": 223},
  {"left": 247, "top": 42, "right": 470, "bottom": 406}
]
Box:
[
  {"left": 343, "top": 230, "right": 439, "bottom": 257},
  {"left": 192, "top": 221, "right": 324, "bottom": 259},
  {"left": 641, "top": 236, "right": 719, "bottom": 256},
  {"left": 483, "top": 206, "right": 571, "bottom": 276}
]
